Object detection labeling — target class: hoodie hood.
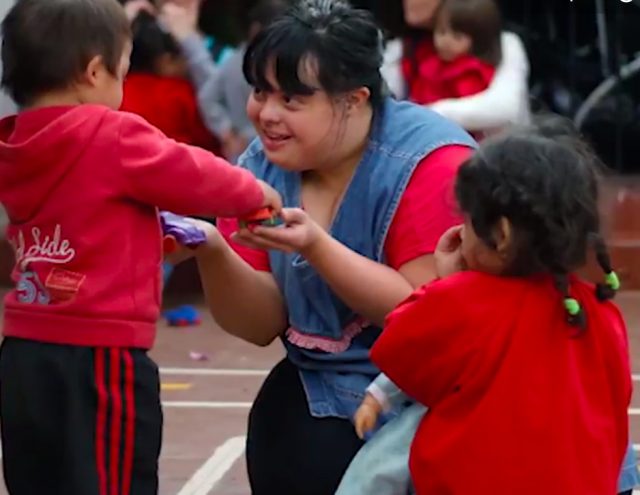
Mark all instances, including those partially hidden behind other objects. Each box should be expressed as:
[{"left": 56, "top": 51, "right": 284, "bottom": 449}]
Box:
[{"left": 0, "top": 105, "right": 109, "bottom": 223}]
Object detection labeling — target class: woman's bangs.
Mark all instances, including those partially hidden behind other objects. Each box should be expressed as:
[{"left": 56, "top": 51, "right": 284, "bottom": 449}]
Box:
[{"left": 244, "top": 27, "right": 319, "bottom": 96}]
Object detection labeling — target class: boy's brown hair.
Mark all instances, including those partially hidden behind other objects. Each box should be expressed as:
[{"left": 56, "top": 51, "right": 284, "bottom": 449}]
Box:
[
  {"left": 441, "top": 0, "right": 502, "bottom": 66},
  {"left": 1, "top": 0, "right": 131, "bottom": 106}
]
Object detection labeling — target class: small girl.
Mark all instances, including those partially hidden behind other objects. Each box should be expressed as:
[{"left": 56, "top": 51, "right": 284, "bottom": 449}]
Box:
[
  {"left": 405, "top": 0, "right": 501, "bottom": 138},
  {"left": 121, "top": 10, "right": 220, "bottom": 152},
  {"left": 337, "top": 117, "right": 633, "bottom": 494}
]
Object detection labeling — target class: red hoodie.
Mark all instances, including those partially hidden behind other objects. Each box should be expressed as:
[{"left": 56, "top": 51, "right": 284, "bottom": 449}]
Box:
[{"left": 0, "top": 104, "right": 264, "bottom": 348}]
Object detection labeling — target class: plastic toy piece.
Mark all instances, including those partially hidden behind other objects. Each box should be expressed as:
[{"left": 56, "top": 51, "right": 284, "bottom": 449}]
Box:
[
  {"left": 159, "top": 212, "right": 207, "bottom": 251},
  {"left": 189, "top": 351, "right": 209, "bottom": 361},
  {"left": 239, "top": 208, "right": 281, "bottom": 228},
  {"left": 163, "top": 305, "right": 202, "bottom": 327}
]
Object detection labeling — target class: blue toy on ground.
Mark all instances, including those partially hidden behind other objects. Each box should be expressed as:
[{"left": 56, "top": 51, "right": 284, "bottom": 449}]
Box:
[{"left": 163, "top": 304, "right": 202, "bottom": 327}]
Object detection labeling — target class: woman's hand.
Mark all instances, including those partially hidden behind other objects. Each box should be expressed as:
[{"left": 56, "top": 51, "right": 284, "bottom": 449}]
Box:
[
  {"left": 164, "top": 218, "right": 222, "bottom": 266},
  {"left": 232, "top": 208, "right": 325, "bottom": 256},
  {"left": 434, "top": 225, "right": 466, "bottom": 278},
  {"left": 354, "top": 393, "right": 383, "bottom": 440}
]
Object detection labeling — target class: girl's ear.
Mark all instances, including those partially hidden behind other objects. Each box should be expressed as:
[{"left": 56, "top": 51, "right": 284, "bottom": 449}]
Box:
[{"left": 493, "top": 216, "right": 513, "bottom": 259}]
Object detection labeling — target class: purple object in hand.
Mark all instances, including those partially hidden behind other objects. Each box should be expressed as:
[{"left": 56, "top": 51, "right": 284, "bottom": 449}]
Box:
[{"left": 159, "top": 212, "right": 207, "bottom": 248}]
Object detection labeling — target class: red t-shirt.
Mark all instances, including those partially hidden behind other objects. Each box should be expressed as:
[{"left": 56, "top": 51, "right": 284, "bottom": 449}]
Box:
[
  {"left": 217, "top": 145, "right": 473, "bottom": 270},
  {"left": 402, "top": 38, "right": 495, "bottom": 106},
  {"left": 121, "top": 73, "right": 220, "bottom": 153},
  {"left": 372, "top": 272, "right": 631, "bottom": 494}
]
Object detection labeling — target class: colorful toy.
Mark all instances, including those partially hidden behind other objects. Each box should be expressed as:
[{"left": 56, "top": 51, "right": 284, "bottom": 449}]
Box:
[
  {"left": 163, "top": 304, "right": 202, "bottom": 327},
  {"left": 159, "top": 211, "right": 207, "bottom": 253},
  {"left": 159, "top": 213, "right": 206, "bottom": 326},
  {"left": 239, "top": 207, "right": 281, "bottom": 228}
]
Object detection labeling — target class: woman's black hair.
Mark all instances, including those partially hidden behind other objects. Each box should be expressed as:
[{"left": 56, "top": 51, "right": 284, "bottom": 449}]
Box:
[
  {"left": 242, "top": 0, "right": 386, "bottom": 107},
  {"left": 129, "top": 11, "right": 181, "bottom": 74},
  {"left": 455, "top": 114, "right": 618, "bottom": 330}
]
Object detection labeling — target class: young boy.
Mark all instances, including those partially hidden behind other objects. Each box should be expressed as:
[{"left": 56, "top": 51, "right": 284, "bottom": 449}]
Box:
[{"left": 0, "top": 1, "right": 280, "bottom": 494}]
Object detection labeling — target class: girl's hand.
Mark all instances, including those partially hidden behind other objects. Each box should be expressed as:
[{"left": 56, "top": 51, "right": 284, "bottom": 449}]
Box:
[
  {"left": 164, "top": 218, "right": 221, "bottom": 266},
  {"left": 354, "top": 393, "right": 383, "bottom": 440},
  {"left": 435, "top": 225, "right": 466, "bottom": 278},
  {"left": 232, "top": 208, "right": 324, "bottom": 256}
]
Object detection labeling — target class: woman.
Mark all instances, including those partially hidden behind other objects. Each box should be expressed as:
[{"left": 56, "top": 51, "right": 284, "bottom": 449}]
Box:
[
  {"left": 382, "top": 0, "right": 531, "bottom": 133},
  {"left": 184, "top": 0, "right": 475, "bottom": 493}
]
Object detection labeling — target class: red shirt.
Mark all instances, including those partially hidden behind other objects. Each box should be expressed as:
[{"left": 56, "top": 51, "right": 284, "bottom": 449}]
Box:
[
  {"left": 402, "top": 38, "right": 495, "bottom": 106},
  {"left": 372, "top": 272, "right": 631, "bottom": 494},
  {"left": 217, "top": 145, "right": 473, "bottom": 271},
  {"left": 0, "top": 105, "right": 264, "bottom": 348},
  {"left": 122, "top": 73, "right": 220, "bottom": 153}
]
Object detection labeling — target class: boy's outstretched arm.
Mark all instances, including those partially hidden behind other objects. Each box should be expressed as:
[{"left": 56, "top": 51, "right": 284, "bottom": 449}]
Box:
[{"left": 118, "top": 113, "right": 280, "bottom": 217}]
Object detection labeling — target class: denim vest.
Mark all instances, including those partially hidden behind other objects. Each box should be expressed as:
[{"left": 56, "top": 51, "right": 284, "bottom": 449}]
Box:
[{"left": 239, "top": 97, "right": 476, "bottom": 422}]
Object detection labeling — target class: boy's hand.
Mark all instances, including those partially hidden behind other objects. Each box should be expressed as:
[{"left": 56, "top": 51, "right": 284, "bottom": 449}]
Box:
[
  {"left": 258, "top": 180, "right": 283, "bottom": 213},
  {"left": 354, "top": 393, "right": 383, "bottom": 440}
]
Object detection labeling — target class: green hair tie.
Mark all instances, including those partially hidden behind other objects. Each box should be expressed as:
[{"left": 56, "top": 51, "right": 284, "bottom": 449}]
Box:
[
  {"left": 564, "top": 298, "right": 581, "bottom": 316},
  {"left": 605, "top": 271, "right": 621, "bottom": 291}
]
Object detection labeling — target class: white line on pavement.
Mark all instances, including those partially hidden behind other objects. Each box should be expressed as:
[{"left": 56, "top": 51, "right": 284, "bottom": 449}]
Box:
[
  {"left": 163, "top": 401, "right": 252, "bottom": 409},
  {"left": 160, "top": 367, "right": 269, "bottom": 377},
  {"left": 176, "top": 436, "right": 246, "bottom": 495}
]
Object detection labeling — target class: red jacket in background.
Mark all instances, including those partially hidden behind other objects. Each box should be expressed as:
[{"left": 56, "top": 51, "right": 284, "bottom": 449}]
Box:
[
  {"left": 0, "top": 105, "right": 264, "bottom": 348},
  {"left": 121, "top": 73, "right": 220, "bottom": 153},
  {"left": 402, "top": 39, "right": 495, "bottom": 105}
]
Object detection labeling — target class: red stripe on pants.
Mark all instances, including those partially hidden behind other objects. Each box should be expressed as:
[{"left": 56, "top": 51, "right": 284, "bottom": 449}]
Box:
[
  {"left": 109, "top": 349, "right": 123, "bottom": 495},
  {"left": 95, "top": 349, "right": 108, "bottom": 495},
  {"left": 121, "top": 350, "right": 136, "bottom": 495}
]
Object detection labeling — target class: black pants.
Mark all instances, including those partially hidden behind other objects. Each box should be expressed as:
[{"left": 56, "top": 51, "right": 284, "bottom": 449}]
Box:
[
  {"left": 246, "top": 358, "right": 364, "bottom": 495},
  {"left": 0, "top": 337, "right": 162, "bottom": 495}
]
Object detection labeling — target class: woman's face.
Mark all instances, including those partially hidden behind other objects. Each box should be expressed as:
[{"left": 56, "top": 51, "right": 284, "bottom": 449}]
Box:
[
  {"left": 246, "top": 63, "right": 348, "bottom": 172},
  {"left": 403, "top": 0, "right": 442, "bottom": 28}
]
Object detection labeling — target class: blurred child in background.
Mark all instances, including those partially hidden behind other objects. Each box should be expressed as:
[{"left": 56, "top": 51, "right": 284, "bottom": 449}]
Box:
[
  {"left": 405, "top": 0, "right": 502, "bottom": 139},
  {"left": 121, "top": 8, "right": 221, "bottom": 152},
  {"left": 161, "top": 0, "right": 289, "bottom": 160}
]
